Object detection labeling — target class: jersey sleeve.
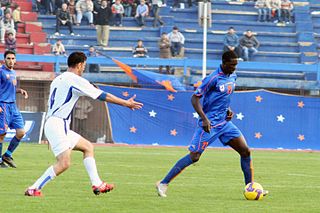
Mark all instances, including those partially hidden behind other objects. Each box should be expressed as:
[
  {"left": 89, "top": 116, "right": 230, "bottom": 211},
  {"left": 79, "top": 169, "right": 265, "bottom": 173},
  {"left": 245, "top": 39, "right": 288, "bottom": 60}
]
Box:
[
  {"left": 194, "top": 73, "right": 218, "bottom": 97},
  {"left": 72, "top": 75, "right": 103, "bottom": 99}
]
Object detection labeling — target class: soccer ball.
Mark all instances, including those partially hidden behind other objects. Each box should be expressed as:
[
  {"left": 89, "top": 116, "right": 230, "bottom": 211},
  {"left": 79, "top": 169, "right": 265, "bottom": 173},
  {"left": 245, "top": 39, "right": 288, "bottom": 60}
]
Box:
[{"left": 244, "top": 182, "right": 264, "bottom": 200}]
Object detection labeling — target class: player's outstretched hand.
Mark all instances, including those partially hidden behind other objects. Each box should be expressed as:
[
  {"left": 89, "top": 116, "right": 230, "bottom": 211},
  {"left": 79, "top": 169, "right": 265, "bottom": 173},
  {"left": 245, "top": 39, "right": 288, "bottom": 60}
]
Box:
[
  {"left": 20, "top": 89, "right": 29, "bottom": 99},
  {"left": 202, "top": 118, "right": 211, "bottom": 133},
  {"left": 226, "top": 109, "right": 234, "bottom": 121},
  {"left": 126, "top": 94, "right": 143, "bottom": 110}
]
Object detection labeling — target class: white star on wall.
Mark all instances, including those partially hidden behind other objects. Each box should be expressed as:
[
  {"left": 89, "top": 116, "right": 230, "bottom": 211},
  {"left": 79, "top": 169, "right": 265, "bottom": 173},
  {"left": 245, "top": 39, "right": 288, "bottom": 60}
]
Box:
[
  {"left": 149, "top": 110, "right": 157, "bottom": 117},
  {"left": 193, "top": 112, "right": 199, "bottom": 119},
  {"left": 277, "top": 114, "right": 285, "bottom": 122},
  {"left": 236, "top": 112, "right": 244, "bottom": 120}
]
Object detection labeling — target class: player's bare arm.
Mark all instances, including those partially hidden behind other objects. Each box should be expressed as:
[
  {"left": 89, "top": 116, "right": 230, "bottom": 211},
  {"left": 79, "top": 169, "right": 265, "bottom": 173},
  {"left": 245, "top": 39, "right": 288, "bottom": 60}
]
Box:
[
  {"left": 16, "top": 88, "right": 28, "bottom": 99},
  {"left": 191, "top": 94, "right": 211, "bottom": 133},
  {"left": 226, "top": 108, "right": 234, "bottom": 121},
  {"left": 105, "top": 93, "right": 143, "bottom": 110}
]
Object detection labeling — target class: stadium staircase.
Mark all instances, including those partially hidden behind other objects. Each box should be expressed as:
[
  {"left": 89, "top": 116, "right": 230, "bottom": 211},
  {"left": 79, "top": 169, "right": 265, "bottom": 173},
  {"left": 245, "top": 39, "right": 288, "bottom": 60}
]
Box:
[{"left": 7, "top": 0, "right": 54, "bottom": 79}]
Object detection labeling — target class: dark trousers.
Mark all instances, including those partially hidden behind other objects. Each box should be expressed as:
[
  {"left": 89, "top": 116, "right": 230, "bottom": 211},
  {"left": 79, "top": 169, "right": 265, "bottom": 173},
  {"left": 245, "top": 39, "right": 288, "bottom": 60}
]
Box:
[
  {"left": 171, "top": 42, "right": 182, "bottom": 56},
  {"left": 56, "top": 19, "right": 73, "bottom": 33},
  {"left": 152, "top": 5, "right": 164, "bottom": 27},
  {"left": 223, "top": 45, "right": 242, "bottom": 58}
]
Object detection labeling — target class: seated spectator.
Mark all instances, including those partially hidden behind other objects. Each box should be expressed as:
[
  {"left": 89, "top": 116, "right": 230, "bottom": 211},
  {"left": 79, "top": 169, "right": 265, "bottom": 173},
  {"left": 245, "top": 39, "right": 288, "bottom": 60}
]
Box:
[
  {"left": 52, "top": 39, "right": 67, "bottom": 56},
  {"left": 12, "top": 5, "right": 22, "bottom": 31},
  {"left": 270, "top": 0, "right": 281, "bottom": 23},
  {"left": 158, "top": 32, "right": 171, "bottom": 74},
  {"left": 167, "top": 26, "right": 185, "bottom": 57},
  {"left": 76, "top": 0, "right": 94, "bottom": 26},
  {"left": 135, "top": 0, "right": 148, "bottom": 27},
  {"left": 223, "top": 27, "right": 242, "bottom": 59},
  {"left": 55, "top": 3, "right": 74, "bottom": 36},
  {"left": 281, "top": 0, "right": 293, "bottom": 24},
  {"left": 239, "top": 30, "right": 260, "bottom": 61},
  {"left": 111, "top": 0, "right": 124, "bottom": 26},
  {"left": 95, "top": 0, "right": 112, "bottom": 46},
  {"left": 85, "top": 46, "right": 100, "bottom": 73},
  {"left": 5, "top": 32, "right": 16, "bottom": 52},
  {"left": 255, "top": 0, "right": 267, "bottom": 22},
  {"left": 123, "top": 0, "right": 134, "bottom": 17},
  {"left": 133, "top": 40, "right": 148, "bottom": 58},
  {"left": 0, "top": 12, "right": 15, "bottom": 44},
  {"left": 68, "top": 0, "right": 77, "bottom": 24}
]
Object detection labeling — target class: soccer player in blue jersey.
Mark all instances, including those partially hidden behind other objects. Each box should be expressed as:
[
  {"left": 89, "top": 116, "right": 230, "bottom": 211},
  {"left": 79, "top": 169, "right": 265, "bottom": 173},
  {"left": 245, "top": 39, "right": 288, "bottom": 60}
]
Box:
[
  {"left": 156, "top": 51, "right": 268, "bottom": 197},
  {"left": 0, "top": 50, "right": 28, "bottom": 168}
]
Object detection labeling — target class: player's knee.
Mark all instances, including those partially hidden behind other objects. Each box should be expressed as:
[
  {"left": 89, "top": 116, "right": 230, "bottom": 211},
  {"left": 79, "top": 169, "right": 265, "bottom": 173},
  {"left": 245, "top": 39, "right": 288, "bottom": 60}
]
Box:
[
  {"left": 0, "top": 134, "right": 5, "bottom": 141},
  {"left": 190, "top": 153, "right": 201, "bottom": 163},
  {"left": 240, "top": 148, "right": 251, "bottom": 158},
  {"left": 59, "top": 158, "right": 71, "bottom": 171},
  {"left": 16, "top": 130, "right": 25, "bottom": 139}
]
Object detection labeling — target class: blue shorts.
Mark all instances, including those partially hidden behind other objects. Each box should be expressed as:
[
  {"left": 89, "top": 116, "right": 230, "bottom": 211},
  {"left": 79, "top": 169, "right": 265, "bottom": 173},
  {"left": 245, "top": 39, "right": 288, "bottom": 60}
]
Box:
[
  {"left": 188, "top": 121, "right": 242, "bottom": 154},
  {"left": 0, "top": 102, "right": 24, "bottom": 135}
]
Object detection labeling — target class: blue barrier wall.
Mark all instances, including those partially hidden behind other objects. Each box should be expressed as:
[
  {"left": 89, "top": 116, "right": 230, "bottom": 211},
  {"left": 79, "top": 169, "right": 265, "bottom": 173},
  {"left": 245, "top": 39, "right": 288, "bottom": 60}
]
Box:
[{"left": 100, "top": 85, "right": 320, "bottom": 150}]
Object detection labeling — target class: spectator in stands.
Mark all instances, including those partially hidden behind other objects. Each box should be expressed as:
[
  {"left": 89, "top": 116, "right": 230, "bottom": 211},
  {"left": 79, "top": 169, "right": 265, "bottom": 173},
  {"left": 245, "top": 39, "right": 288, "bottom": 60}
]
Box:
[
  {"left": 158, "top": 32, "right": 171, "bottom": 74},
  {"left": 281, "top": 0, "right": 293, "bottom": 24},
  {"left": 52, "top": 39, "right": 67, "bottom": 56},
  {"left": 55, "top": 3, "right": 74, "bottom": 36},
  {"left": 152, "top": 0, "right": 164, "bottom": 28},
  {"left": 167, "top": 26, "right": 185, "bottom": 57},
  {"left": 34, "top": 0, "right": 42, "bottom": 14},
  {"left": 135, "top": 0, "right": 148, "bottom": 27},
  {"left": 95, "top": 0, "right": 112, "bottom": 46},
  {"left": 111, "top": 0, "right": 124, "bottom": 26},
  {"left": 43, "top": 0, "right": 54, "bottom": 15},
  {"left": 132, "top": 39, "right": 149, "bottom": 58},
  {"left": 5, "top": 32, "right": 16, "bottom": 52},
  {"left": 56, "top": 0, "right": 68, "bottom": 14},
  {"left": 223, "top": 27, "right": 242, "bottom": 59},
  {"left": 270, "top": 0, "right": 281, "bottom": 23},
  {"left": 123, "top": 0, "right": 134, "bottom": 17},
  {"left": 76, "top": 0, "right": 94, "bottom": 26},
  {"left": 68, "top": 0, "right": 77, "bottom": 24},
  {"left": 255, "top": 0, "right": 268, "bottom": 22},
  {"left": 239, "top": 30, "right": 260, "bottom": 62},
  {"left": 12, "top": 5, "right": 22, "bottom": 31},
  {"left": 0, "top": 12, "right": 15, "bottom": 44},
  {"left": 85, "top": 46, "right": 101, "bottom": 72}
]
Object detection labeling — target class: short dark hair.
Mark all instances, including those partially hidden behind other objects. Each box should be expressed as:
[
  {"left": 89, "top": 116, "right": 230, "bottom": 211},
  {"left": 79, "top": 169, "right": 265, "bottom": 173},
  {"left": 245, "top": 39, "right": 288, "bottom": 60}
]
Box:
[
  {"left": 228, "top": 27, "right": 234, "bottom": 30},
  {"left": 173, "top": 26, "right": 178, "bottom": 30},
  {"left": 4, "top": 50, "right": 16, "bottom": 59},
  {"left": 222, "top": 51, "right": 238, "bottom": 63},
  {"left": 67, "top": 52, "right": 87, "bottom": 68}
]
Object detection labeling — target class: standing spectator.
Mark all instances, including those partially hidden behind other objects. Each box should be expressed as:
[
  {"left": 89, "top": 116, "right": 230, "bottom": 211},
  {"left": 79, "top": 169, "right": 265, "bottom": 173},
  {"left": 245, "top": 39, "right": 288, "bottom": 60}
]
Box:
[
  {"left": 12, "top": 5, "right": 22, "bottom": 31},
  {"left": 34, "top": 0, "right": 42, "bottom": 14},
  {"left": 152, "top": 0, "right": 164, "bottom": 28},
  {"left": 135, "top": 0, "right": 148, "bottom": 27},
  {"left": 281, "top": 0, "right": 293, "bottom": 24},
  {"left": 255, "top": 0, "right": 267, "bottom": 22},
  {"left": 52, "top": 39, "right": 67, "bottom": 56},
  {"left": 95, "top": 0, "right": 111, "bottom": 46},
  {"left": 239, "top": 30, "right": 260, "bottom": 61},
  {"left": 68, "top": 0, "right": 77, "bottom": 24},
  {"left": 55, "top": 3, "right": 74, "bottom": 36},
  {"left": 132, "top": 40, "right": 148, "bottom": 58},
  {"left": 0, "top": 12, "right": 15, "bottom": 44},
  {"left": 5, "top": 32, "right": 16, "bottom": 52},
  {"left": 76, "top": 0, "right": 94, "bottom": 26},
  {"left": 111, "top": 0, "right": 124, "bottom": 26},
  {"left": 85, "top": 46, "right": 100, "bottom": 72},
  {"left": 122, "top": 0, "right": 134, "bottom": 17},
  {"left": 270, "top": 0, "right": 281, "bottom": 23},
  {"left": 167, "top": 26, "right": 185, "bottom": 57},
  {"left": 158, "top": 32, "right": 171, "bottom": 74},
  {"left": 223, "top": 27, "right": 242, "bottom": 59}
]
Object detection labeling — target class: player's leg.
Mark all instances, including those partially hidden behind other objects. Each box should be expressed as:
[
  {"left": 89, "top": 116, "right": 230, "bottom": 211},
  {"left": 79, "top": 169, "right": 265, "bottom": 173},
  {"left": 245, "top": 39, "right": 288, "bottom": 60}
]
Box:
[
  {"left": 0, "top": 135, "right": 8, "bottom": 168},
  {"left": 0, "top": 103, "right": 9, "bottom": 168},
  {"left": 73, "top": 135, "right": 114, "bottom": 195}
]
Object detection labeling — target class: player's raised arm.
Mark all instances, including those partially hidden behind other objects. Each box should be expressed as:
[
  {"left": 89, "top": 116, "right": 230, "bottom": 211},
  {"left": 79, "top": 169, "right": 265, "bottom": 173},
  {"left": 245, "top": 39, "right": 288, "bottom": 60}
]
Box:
[{"left": 98, "top": 92, "right": 143, "bottom": 110}]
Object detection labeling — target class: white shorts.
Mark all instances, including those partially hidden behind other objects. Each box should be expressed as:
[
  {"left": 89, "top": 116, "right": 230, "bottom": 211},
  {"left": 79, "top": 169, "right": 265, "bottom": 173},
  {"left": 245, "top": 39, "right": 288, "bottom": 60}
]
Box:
[{"left": 44, "top": 116, "right": 81, "bottom": 157}]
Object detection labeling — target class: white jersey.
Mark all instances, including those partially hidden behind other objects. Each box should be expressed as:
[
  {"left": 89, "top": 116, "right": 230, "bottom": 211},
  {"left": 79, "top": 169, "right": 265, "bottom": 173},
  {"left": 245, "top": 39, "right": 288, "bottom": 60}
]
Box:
[{"left": 46, "top": 72, "right": 102, "bottom": 121}]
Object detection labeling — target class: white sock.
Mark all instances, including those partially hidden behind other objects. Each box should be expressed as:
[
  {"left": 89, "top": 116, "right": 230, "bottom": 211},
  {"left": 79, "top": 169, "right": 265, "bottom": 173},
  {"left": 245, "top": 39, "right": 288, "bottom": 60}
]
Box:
[
  {"left": 31, "top": 166, "right": 56, "bottom": 190},
  {"left": 83, "top": 157, "right": 103, "bottom": 186}
]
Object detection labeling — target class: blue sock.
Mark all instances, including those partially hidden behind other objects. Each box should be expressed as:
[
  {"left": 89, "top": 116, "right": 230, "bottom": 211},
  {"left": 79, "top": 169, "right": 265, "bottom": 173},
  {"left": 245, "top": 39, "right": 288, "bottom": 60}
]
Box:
[
  {"left": 5, "top": 136, "right": 20, "bottom": 157},
  {"left": 161, "top": 154, "right": 193, "bottom": 184},
  {"left": 241, "top": 156, "right": 253, "bottom": 185},
  {"left": 0, "top": 143, "right": 2, "bottom": 162}
]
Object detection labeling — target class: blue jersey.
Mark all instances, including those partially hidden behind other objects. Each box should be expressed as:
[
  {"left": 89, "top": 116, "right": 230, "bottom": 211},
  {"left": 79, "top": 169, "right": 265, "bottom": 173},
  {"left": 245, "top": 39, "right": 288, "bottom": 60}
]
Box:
[
  {"left": 194, "top": 65, "right": 236, "bottom": 127},
  {"left": 0, "top": 65, "right": 17, "bottom": 103}
]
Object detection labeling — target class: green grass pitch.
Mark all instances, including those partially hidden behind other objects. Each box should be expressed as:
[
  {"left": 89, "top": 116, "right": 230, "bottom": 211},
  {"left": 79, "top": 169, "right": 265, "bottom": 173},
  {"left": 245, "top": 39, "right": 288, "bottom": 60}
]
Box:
[{"left": 1, "top": 143, "right": 320, "bottom": 213}]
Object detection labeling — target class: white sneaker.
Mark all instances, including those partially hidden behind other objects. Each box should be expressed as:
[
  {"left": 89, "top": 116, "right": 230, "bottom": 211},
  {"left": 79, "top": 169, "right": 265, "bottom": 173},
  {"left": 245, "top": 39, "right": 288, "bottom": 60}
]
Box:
[
  {"left": 54, "top": 32, "right": 60, "bottom": 36},
  {"left": 70, "top": 33, "right": 75, "bottom": 36},
  {"left": 237, "top": 58, "right": 244, "bottom": 61},
  {"left": 156, "top": 181, "right": 168, "bottom": 197}
]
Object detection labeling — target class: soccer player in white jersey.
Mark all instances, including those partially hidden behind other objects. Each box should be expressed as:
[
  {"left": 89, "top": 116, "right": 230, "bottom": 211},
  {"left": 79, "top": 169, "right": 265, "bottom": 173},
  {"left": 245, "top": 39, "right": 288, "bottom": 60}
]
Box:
[{"left": 25, "top": 52, "right": 143, "bottom": 197}]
